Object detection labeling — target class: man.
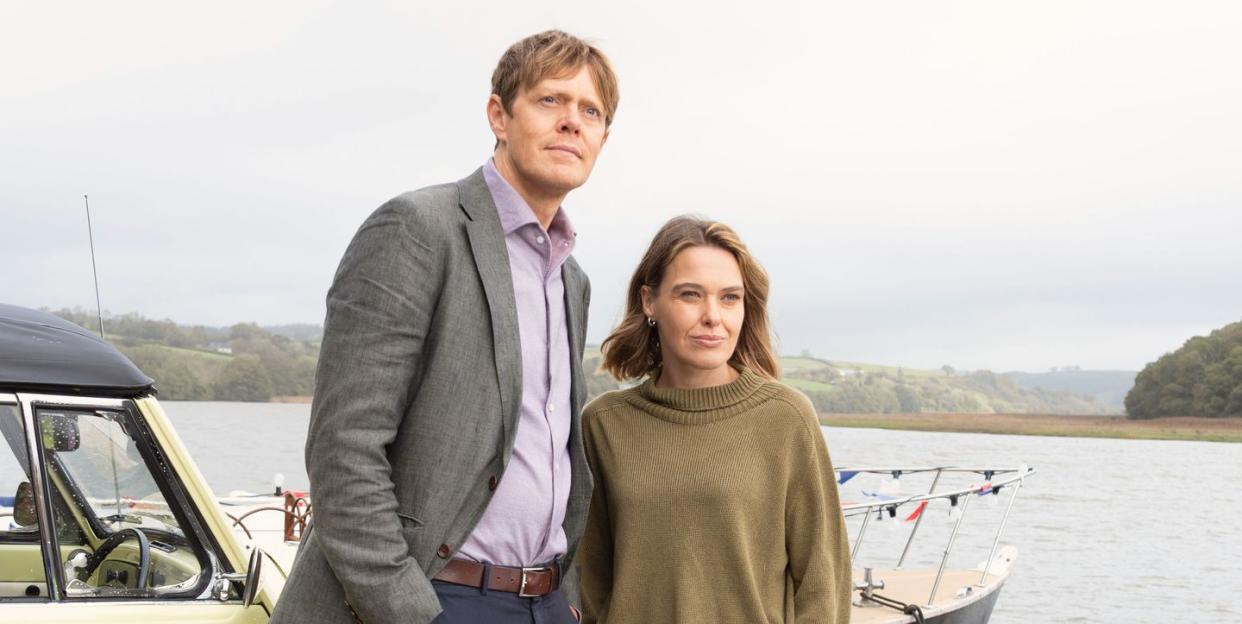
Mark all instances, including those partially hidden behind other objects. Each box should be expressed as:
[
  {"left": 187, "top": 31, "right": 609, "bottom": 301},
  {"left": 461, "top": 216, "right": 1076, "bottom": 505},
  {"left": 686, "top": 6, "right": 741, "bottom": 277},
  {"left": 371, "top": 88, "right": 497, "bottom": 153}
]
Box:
[{"left": 270, "top": 30, "right": 618, "bottom": 624}]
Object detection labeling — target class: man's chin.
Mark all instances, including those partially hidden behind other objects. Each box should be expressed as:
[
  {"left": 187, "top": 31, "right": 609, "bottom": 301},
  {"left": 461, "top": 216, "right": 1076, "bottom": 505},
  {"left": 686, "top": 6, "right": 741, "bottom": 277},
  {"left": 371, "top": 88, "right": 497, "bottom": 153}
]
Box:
[{"left": 535, "top": 169, "right": 589, "bottom": 195}]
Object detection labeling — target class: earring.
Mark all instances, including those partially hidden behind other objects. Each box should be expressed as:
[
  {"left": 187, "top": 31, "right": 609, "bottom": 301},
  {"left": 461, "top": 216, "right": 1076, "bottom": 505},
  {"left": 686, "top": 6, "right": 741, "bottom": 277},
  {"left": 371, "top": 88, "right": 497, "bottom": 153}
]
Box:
[{"left": 647, "top": 317, "right": 656, "bottom": 327}]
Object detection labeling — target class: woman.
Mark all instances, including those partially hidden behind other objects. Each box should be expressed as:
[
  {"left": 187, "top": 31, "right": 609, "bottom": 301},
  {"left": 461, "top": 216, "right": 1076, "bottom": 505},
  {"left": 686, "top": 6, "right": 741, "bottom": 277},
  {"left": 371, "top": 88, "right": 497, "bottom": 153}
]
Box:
[{"left": 578, "top": 216, "right": 851, "bottom": 624}]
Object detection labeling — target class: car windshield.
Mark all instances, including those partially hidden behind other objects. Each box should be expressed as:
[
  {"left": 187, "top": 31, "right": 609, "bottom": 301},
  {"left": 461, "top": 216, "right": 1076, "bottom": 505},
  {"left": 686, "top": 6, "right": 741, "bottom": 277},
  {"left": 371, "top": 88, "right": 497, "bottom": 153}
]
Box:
[{"left": 41, "top": 408, "right": 184, "bottom": 539}]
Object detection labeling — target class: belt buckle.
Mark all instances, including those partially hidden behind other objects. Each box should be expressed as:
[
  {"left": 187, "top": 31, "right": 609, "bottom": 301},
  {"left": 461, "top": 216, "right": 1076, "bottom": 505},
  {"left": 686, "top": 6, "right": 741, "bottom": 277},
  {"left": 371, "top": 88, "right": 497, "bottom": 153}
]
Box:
[{"left": 517, "top": 566, "right": 551, "bottom": 598}]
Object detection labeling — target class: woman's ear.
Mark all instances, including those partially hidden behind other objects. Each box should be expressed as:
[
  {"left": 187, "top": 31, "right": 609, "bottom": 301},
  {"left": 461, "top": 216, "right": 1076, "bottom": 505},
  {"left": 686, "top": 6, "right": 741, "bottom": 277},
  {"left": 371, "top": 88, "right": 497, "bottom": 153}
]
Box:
[{"left": 640, "top": 285, "right": 654, "bottom": 319}]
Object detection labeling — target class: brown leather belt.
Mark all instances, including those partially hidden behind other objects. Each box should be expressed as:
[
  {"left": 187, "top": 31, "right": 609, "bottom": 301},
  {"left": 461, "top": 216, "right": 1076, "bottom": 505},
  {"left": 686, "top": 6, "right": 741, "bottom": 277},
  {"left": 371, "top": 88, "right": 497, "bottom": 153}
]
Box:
[{"left": 433, "top": 559, "right": 560, "bottom": 597}]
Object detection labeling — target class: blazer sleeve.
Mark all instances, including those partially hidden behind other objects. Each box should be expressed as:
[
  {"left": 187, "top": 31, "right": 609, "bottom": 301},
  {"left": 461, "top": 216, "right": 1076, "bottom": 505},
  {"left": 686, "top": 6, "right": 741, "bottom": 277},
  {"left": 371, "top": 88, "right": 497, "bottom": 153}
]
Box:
[
  {"left": 784, "top": 391, "right": 853, "bottom": 624},
  {"left": 578, "top": 403, "right": 615, "bottom": 624},
  {"left": 305, "top": 201, "right": 443, "bottom": 624}
]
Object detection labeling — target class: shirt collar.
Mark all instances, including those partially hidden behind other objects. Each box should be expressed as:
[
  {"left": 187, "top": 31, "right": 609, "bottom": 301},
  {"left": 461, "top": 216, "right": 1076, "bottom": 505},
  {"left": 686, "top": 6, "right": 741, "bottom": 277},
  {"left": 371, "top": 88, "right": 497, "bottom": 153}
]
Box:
[
  {"left": 484, "top": 158, "right": 541, "bottom": 236},
  {"left": 483, "top": 158, "right": 578, "bottom": 253}
]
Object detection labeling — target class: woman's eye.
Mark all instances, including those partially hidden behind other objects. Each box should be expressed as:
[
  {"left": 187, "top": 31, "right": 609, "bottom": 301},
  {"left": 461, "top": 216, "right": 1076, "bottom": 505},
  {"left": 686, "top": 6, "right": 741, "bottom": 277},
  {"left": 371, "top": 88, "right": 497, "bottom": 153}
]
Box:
[
  {"left": 723, "top": 293, "right": 742, "bottom": 302},
  {"left": 681, "top": 291, "right": 701, "bottom": 300},
  {"left": 541, "top": 95, "right": 557, "bottom": 104},
  {"left": 585, "top": 107, "right": 600, "bottom": 118}
]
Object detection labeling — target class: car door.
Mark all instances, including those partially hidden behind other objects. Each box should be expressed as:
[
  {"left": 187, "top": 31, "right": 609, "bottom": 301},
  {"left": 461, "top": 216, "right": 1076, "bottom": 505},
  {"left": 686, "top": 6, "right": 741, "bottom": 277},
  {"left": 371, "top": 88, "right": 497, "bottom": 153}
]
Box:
[{"left": 0, "top": 393, "right": 269, "bottom": 623}]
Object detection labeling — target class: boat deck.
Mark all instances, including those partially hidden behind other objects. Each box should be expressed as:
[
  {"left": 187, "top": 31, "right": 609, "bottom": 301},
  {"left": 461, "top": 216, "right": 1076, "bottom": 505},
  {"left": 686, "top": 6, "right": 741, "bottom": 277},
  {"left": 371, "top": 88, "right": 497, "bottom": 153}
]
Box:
[{"left": 850, "top": 568, "right": 1005, "bottom": 624}]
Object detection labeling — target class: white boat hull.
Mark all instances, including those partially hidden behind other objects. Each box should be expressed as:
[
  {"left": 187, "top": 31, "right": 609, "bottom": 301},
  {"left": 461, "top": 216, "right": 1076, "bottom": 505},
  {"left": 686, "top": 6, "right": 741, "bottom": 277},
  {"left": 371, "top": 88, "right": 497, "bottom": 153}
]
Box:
[{"left": 850, "top": 546, "right": 1017, "bottom": 624}]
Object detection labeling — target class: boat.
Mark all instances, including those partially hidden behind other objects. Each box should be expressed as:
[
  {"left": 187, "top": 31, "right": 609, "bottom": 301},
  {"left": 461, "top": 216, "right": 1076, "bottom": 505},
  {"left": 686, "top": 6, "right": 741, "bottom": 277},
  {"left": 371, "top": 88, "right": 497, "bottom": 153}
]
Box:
[
  {"left": 216, "top": 489, "right": 310, "bottom": 572},
  {"left": 837, "top": 465, "right": 1035, "bottom": 623}
]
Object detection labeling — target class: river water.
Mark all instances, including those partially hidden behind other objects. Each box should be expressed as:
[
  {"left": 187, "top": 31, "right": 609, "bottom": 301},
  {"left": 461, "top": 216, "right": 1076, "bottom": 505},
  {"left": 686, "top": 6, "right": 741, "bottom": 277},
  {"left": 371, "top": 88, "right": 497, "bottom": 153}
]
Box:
[{"left": 164, "top": 401, "right": 1242, "bottom": 623}]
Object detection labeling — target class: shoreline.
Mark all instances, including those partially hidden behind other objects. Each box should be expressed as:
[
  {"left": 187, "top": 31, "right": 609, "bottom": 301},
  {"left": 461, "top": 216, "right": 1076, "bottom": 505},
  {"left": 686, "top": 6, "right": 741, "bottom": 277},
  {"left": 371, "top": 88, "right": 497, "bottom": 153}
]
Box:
[
  {"left": 818, "top": 412, "right": 1242, "bottom": 443},
  {"left": 270, "top": 395, "right": 313, "bottom": 404}
]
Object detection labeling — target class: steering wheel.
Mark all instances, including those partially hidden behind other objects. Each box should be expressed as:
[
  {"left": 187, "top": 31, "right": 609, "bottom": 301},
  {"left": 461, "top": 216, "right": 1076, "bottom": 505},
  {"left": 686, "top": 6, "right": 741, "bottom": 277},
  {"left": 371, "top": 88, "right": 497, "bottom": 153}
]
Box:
[{"left": 79, "top": 527, "right": 151, "bottom": 589}]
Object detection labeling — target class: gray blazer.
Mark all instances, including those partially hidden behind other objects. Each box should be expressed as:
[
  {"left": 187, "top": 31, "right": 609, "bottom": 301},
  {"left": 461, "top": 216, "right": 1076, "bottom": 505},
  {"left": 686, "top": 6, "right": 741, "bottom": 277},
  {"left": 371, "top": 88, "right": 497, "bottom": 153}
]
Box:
[{"left": 269, "top": 169, "right": 592, "bottom": 624}]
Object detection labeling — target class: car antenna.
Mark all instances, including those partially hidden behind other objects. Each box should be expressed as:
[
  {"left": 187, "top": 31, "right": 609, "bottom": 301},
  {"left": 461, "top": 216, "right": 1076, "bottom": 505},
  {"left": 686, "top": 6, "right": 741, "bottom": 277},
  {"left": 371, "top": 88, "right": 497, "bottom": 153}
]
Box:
[{"left": 84, "top": 194, "right": 106, "bottom": 340}]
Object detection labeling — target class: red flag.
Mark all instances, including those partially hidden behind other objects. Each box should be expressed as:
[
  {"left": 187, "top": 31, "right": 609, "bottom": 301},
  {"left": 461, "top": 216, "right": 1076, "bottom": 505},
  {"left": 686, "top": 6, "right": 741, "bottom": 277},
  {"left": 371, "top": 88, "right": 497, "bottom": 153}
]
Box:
[{"left": 905, "top": 501, "right": 928, "bottom": 522}]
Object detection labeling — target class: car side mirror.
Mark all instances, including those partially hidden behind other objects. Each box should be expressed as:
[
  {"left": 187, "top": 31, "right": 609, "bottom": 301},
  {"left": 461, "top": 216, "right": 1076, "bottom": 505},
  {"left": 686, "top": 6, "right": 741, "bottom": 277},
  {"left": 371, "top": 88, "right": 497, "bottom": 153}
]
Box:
[
  {"left": 242, "top": 547, "right": 262, "bottom": 607},
  {"left": 217, "top": 547, "right": 263, "bottom": 607},
  {"left": 40, "top": 414, "right": 80, "bottom": 452}
]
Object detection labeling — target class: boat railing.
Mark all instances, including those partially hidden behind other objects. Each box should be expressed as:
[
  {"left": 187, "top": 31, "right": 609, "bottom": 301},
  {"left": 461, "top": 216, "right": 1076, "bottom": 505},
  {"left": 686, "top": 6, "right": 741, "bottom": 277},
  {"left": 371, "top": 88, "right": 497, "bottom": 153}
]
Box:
[
  {"left": 216, "top": 490, "right": 312, "bottom": 543},
  {"left": 836, "top": 465, "right": 1035, "bottom": 606}
]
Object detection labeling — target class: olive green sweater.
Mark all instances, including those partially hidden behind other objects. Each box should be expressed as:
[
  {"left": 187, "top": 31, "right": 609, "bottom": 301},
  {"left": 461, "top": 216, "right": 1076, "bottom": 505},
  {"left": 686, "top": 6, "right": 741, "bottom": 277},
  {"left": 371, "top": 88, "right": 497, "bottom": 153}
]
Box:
[{"left": 578, "top": 367, "right": 851, "bottom": 624}]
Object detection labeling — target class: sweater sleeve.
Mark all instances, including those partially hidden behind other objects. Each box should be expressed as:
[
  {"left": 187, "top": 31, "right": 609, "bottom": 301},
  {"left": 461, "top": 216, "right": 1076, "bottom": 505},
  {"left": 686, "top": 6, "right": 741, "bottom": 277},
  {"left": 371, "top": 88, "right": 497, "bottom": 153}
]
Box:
[
  {"left": 578, "top": 403, "right": 614, "bottom": 624},
  {"left": 783, "top": 391, "right": 852, "bottom": 624}
]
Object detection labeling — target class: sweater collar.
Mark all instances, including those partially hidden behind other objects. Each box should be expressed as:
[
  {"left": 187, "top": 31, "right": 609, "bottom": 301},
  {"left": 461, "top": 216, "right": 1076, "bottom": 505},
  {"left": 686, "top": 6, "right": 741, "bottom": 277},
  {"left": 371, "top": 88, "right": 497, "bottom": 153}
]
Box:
[{"left": 630, "top": 365, "right": 770, "bottom": 425}]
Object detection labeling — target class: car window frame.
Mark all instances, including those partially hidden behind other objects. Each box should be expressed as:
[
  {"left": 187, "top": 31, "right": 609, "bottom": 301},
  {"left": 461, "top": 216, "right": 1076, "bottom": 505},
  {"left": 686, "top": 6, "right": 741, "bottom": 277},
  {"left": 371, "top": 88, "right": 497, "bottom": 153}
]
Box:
[
  {"left": 19, "top": 393, "right": 219, "bottom": 602},
  {"left": 0, "top": 399, "right": 40, "bottom": 545},
  {"left": 0, "top": 393, "right": 50, "bottom": 602}
]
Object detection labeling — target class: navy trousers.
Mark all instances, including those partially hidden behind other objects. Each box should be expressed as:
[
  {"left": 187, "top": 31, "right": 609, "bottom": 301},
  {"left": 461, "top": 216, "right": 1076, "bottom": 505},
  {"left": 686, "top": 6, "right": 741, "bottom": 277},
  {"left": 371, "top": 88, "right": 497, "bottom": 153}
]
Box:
[{"left": 430, "top": 580, "right": 577, "bottom": 624}]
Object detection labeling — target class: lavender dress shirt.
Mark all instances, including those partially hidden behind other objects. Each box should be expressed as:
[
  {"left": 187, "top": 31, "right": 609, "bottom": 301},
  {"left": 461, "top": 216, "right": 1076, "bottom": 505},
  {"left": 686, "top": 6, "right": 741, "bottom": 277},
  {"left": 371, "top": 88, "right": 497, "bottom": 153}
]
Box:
[{"left": 457, "top": 159, "right": 576, "bottom": 567}]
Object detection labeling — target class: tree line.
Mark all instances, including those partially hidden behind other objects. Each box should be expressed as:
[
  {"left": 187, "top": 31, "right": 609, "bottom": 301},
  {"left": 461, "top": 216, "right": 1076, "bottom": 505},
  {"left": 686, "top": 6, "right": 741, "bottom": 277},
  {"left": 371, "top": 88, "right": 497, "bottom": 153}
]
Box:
[
  {"left": 1125, "top": 319, "right": 1242, "bottom": 419},
  {"left": 579, "top": 352, "right": 1115, "bottom": 415},
  {"left": 52, "top": 309, "right": 318, "bottom": 402},
  {"left": 50, "top": 307, "right": 1142, "bottom": 414},
  {"left": 788, "top": 367, "right": 1113, "bottom": 415}
]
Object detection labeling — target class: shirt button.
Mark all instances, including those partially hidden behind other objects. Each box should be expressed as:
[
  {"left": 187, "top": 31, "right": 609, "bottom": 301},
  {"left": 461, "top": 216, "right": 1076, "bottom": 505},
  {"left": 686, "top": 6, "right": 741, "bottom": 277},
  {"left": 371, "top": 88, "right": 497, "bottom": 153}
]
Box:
[
  {"left": 488, "top": 475, "right": 499, "bottom": 491},
  {"left": 437, "top": 544, "right": 452, "bottom": 558},
  {"left": 536, "top": 235, "right": 545, "bottom": 244}
]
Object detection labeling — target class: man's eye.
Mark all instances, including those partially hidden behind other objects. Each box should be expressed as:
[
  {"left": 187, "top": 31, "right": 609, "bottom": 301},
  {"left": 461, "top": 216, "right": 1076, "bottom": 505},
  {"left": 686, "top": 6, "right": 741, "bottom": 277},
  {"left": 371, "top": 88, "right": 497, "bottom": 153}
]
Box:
[
  {"left": 541, "top": 95, "right": 557, "bottom": 104},
  {"left": 681, "top": 291, "right": 701, "bottom": 300},
  {"left": 584, "top": 107, "right": 600, "bottom": 118}
]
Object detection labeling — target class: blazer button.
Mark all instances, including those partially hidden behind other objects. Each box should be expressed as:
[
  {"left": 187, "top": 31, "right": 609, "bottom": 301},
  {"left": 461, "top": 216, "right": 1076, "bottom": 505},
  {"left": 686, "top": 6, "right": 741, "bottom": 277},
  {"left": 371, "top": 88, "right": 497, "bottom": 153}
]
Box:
[
  {"left": 437, "top": 544, "right": 452, "bottom": 558},
  {"left": 488, "top": 475, "right": 499, "bottom": 491}
]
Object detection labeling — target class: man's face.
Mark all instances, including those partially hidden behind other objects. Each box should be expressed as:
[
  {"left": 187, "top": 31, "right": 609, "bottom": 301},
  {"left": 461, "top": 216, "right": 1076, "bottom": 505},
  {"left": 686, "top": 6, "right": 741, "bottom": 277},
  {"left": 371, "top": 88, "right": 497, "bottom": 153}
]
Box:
[{"left": 489, "top": 65, "right": 610, "bottom": 198}]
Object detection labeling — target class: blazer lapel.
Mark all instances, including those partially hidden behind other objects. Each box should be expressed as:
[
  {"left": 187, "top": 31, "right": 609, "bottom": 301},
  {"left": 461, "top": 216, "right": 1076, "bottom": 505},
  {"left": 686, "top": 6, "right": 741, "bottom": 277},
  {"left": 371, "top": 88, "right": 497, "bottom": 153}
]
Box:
[{"left": 459, "top": 169, "right": 523, "bottom": 464}]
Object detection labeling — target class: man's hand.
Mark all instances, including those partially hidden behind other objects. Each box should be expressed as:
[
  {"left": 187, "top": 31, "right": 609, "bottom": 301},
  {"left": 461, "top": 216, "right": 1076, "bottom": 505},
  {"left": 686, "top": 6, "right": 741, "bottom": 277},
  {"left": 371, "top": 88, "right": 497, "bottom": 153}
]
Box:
[{"left": 570, "top": 605, "right": 582, "bottom": 622}]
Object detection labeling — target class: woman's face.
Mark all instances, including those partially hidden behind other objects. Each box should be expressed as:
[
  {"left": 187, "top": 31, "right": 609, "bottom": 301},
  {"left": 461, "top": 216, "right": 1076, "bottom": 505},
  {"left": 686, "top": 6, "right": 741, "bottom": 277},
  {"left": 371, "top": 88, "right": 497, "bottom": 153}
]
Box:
[{"left": 642, "top": 245, "right": 745, "bottom": 387}]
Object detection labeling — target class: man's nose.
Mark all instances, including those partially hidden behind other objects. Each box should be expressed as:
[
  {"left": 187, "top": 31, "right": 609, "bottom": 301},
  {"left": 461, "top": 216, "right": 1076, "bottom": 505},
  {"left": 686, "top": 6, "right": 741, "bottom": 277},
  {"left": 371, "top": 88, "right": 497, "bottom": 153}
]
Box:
[{"left": 559, "top": 108, "right": 583, "bottom": 134}]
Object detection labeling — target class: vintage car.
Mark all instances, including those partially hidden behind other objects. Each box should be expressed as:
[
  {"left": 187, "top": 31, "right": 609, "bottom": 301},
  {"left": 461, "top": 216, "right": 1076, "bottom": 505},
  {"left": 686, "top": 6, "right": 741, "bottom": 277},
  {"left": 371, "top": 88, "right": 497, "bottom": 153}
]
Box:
[{"left": 0, "top": 303, "right": 279, "bottom": 622}]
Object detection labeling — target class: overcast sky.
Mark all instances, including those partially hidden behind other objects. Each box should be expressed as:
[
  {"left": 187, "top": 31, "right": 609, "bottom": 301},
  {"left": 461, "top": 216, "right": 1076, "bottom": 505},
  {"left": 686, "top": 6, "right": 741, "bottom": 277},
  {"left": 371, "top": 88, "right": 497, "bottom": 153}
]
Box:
[{"left": 3, "top": 1, "right": 1240, "bottom": 372}]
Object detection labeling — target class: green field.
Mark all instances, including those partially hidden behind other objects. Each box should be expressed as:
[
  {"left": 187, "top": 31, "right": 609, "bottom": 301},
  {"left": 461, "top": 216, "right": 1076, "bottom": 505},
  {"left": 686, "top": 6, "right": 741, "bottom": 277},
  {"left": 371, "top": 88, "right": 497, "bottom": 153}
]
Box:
[
  {"left": 144, "top": 343, "right": 233, "bottom": 362},
  {"left": 783, "top": 377, "right": 835, "bottom": 393}
]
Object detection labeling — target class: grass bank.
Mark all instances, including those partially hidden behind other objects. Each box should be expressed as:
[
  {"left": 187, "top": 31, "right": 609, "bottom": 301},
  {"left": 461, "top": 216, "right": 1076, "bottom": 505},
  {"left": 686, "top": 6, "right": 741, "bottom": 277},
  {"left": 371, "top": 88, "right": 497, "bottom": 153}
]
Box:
[{"left": 818, "top": 412, "right": 1242, "bottom": 443}]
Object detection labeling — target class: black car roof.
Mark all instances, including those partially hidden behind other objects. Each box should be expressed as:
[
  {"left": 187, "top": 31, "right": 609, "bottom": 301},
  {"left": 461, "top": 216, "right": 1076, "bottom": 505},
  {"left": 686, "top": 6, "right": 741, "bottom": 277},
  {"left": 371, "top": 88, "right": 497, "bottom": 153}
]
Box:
[{"left": 0, "top": 303, "right": 153, "bottom": 397}]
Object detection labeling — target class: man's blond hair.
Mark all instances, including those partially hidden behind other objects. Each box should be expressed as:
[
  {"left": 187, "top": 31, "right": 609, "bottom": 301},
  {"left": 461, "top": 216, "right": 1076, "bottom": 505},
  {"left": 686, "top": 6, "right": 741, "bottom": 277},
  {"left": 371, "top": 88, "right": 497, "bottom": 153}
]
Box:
[{"left": 491, "top": 30, "right": 620, "bottom": 127}]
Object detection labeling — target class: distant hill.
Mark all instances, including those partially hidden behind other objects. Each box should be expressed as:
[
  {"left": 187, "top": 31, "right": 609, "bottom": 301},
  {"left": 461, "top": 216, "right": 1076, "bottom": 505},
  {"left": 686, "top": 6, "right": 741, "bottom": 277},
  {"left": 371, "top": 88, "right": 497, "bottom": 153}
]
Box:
[
  {"left": 264, "top": 323, "right": 323, "bottom": 343},
  {"left": 49, "top": 308, "right": 318, "bottom": 402},
  {"left": 45, "top": 308, "right": 1124, "bottom": 414},
  {"left": 582, "top": 348, "right": 1119, "bottom": 415},
  {"left": 778, "top": 357, "right": 1117, "bottom": 415},
  {"left": 1005, "top": 370, "right": 1136, "bottom": 409},
  {"left": 1125, "top": 318, "right": 1242, "bottom": 419}
]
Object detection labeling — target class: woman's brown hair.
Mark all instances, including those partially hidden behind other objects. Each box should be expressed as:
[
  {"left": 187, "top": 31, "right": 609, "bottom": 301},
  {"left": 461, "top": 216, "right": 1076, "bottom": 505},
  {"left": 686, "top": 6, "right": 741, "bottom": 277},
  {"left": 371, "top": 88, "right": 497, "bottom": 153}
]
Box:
[{"left": 600, "top": 216, "right": 779, "bottom": 381}]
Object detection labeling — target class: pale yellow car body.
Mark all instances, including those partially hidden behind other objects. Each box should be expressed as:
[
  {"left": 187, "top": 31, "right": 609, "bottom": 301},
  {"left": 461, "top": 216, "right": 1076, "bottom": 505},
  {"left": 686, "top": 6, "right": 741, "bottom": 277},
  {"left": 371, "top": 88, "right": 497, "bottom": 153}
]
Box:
[{"left": 1, "top": 396, "right": 284, "bottom": 623}]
